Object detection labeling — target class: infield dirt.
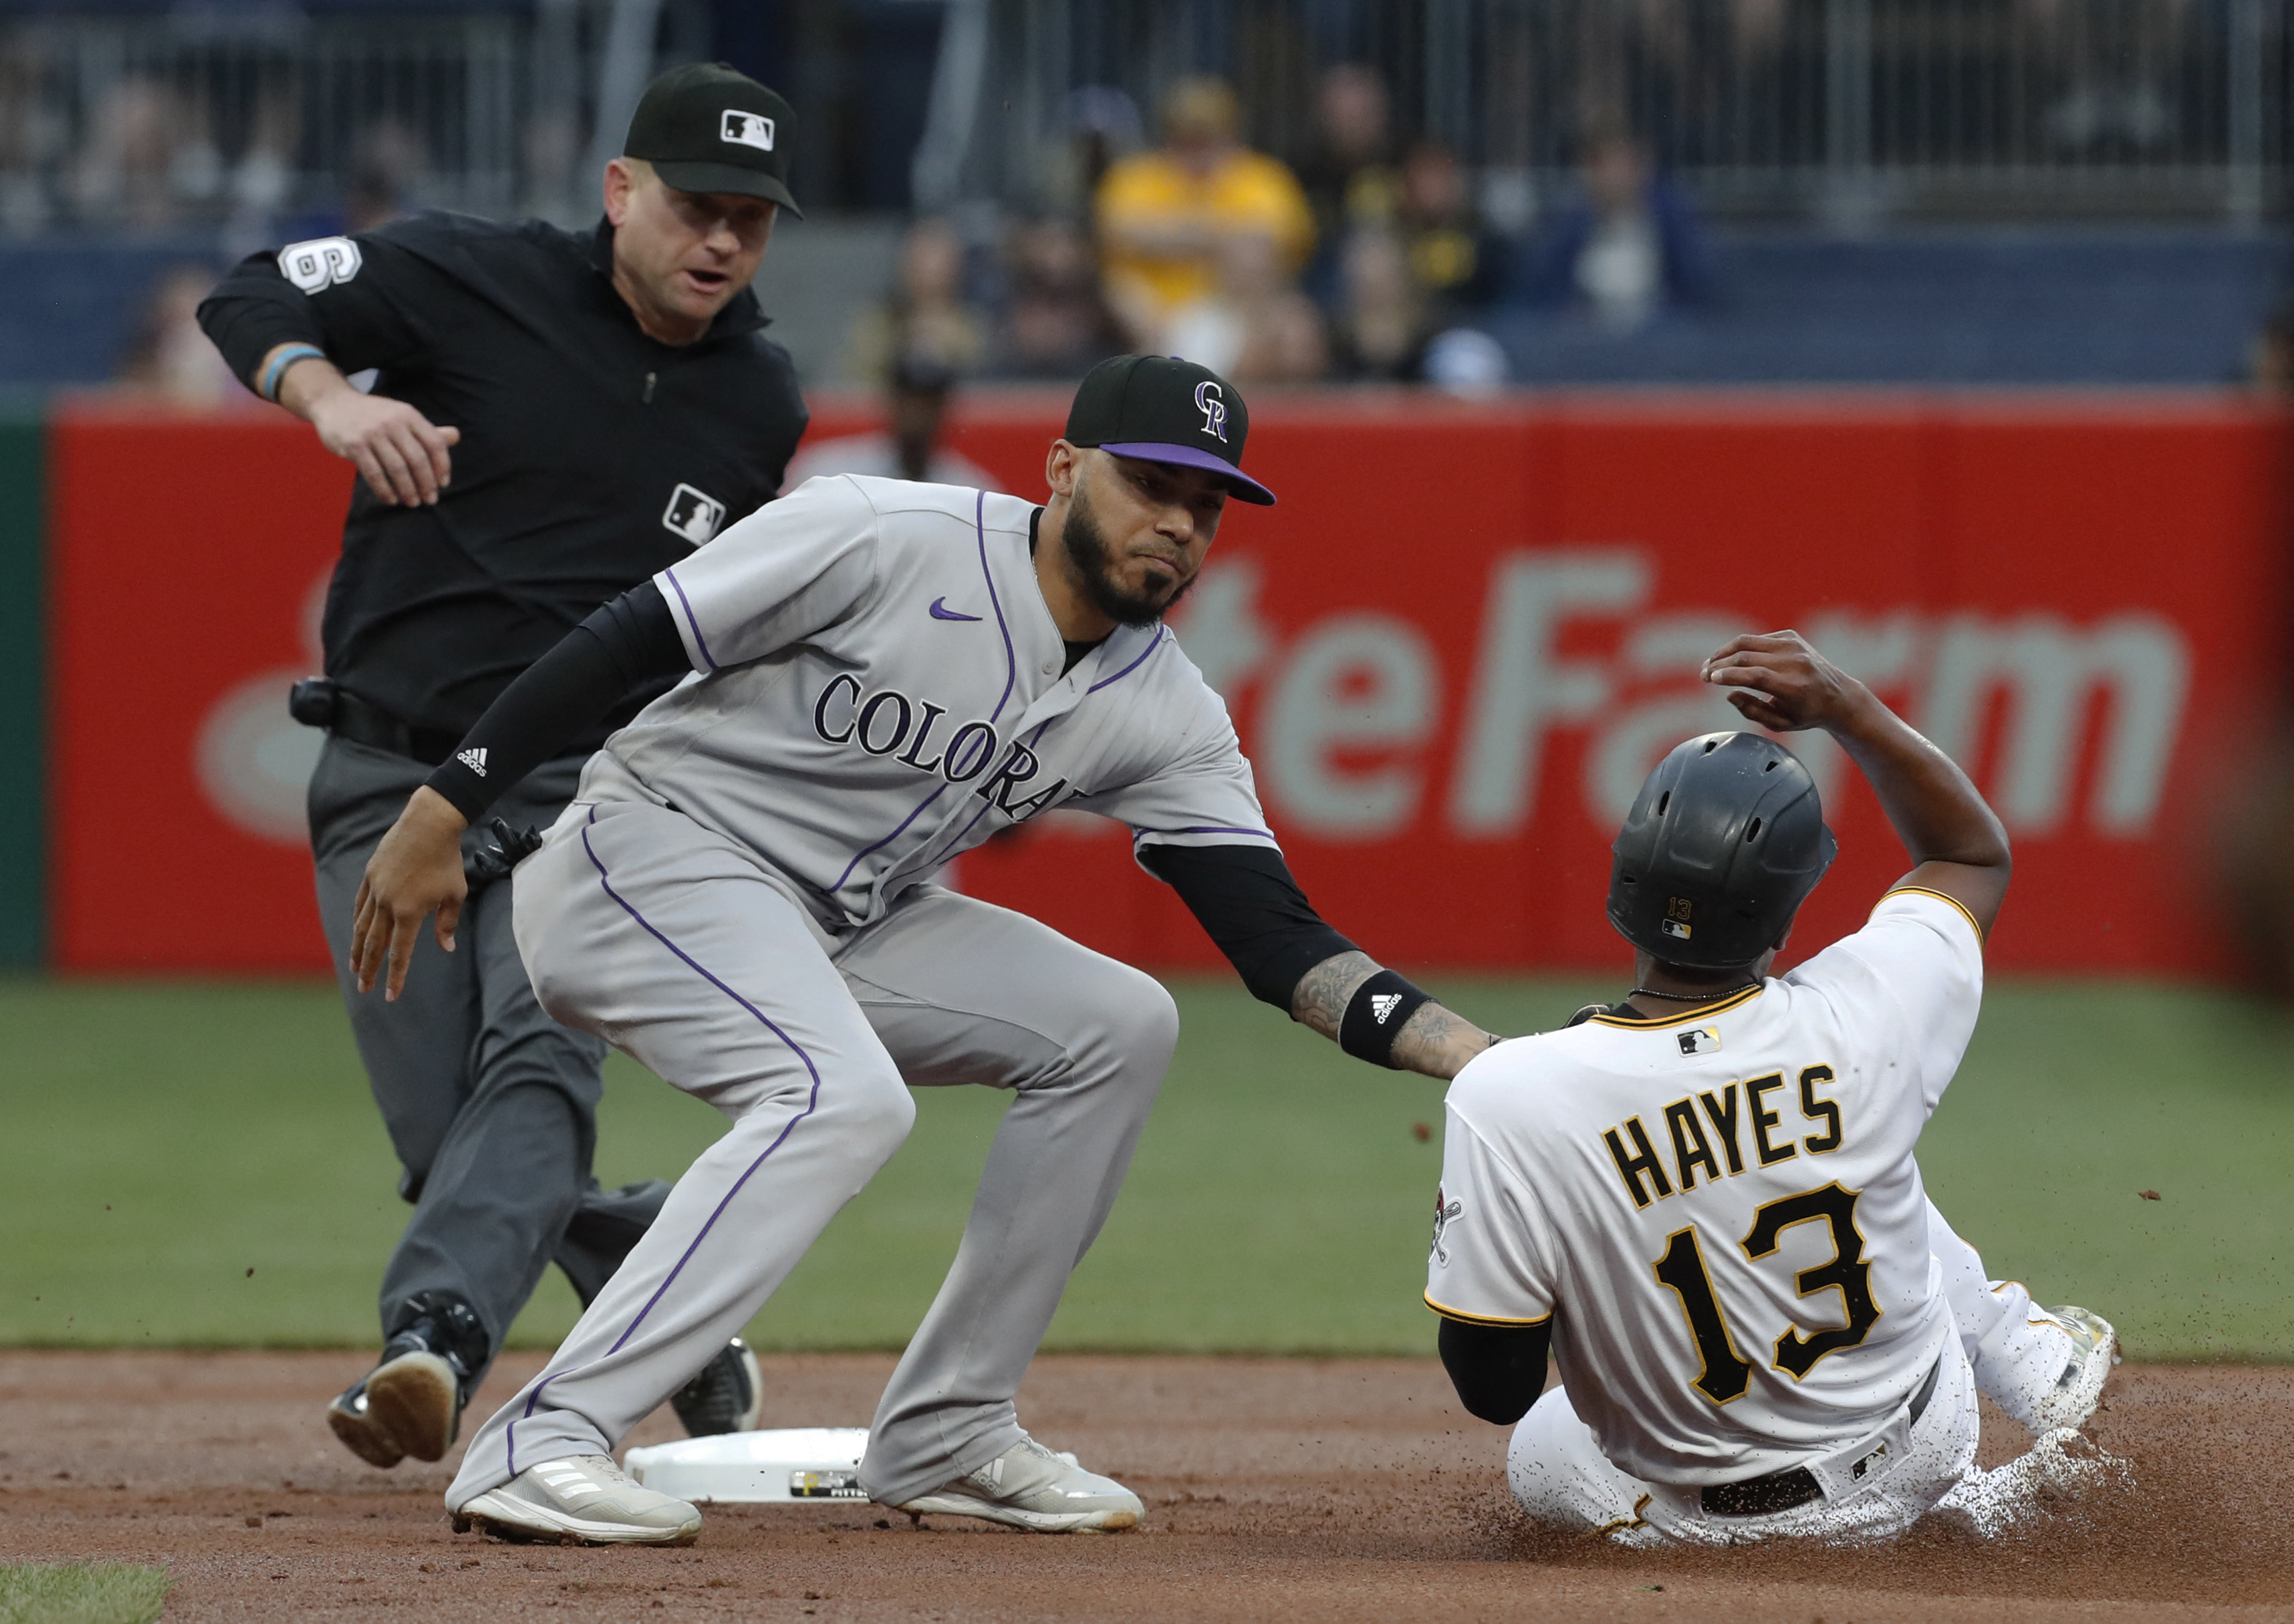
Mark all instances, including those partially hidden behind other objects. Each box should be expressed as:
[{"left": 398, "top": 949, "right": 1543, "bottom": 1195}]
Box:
[{"left": 0, "top": 1351, "right": 2284, "bottom": 1622}]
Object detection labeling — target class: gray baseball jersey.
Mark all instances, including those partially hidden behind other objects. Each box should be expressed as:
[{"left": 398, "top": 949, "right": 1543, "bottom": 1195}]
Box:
[
  {"left": 447, "top": 473, "right": 1285, "bottom": 1512},
  {"left": 598, "top": 472, "right": 1275, "bottom": 922}
]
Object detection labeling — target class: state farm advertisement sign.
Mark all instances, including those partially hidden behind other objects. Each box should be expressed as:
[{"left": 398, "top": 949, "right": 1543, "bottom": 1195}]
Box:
[
  {"left": 936, "top": 396, "right": 2283, "bottom": 978},
  {"left": 47, "top": 394, "right": 2285, "bottom": 974}
]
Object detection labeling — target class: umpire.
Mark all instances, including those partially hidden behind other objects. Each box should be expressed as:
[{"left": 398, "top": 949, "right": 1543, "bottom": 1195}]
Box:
[{"left": 197, "top": 62, "right": 807, "bottom": 1470}]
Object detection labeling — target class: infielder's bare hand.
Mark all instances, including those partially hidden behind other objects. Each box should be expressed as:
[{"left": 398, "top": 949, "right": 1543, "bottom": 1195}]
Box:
[
  {"left": 1700, "top": 631, "right": 1872, "bottom": 734},
  {"left": 266, "top": 346, "right": 461, "bottom": 507},
  {"left": 351, "top": 787, "right": 470, "bottom": 1000}
]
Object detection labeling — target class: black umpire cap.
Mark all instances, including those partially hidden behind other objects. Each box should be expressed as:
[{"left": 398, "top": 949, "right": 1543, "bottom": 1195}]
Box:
[
  {"left": 624, "top": 61, "right": 801, "bottom": 217},
  {"left": 1064, "top": 354, "right": 1277, "bottom": 505}
]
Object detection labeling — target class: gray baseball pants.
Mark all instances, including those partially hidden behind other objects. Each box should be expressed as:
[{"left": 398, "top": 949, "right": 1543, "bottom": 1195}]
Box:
[
  {"left": 309, "top": 736, "right": 670, "bottom": 1374},
  {"left": 444, "top": 792, "right": 1177, "bottom": 1510}
]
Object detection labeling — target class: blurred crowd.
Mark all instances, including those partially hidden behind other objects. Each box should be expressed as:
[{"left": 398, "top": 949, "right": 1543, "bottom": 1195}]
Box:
[{"left": 850, "top": 64, "right": 1716, "bottom": 398}]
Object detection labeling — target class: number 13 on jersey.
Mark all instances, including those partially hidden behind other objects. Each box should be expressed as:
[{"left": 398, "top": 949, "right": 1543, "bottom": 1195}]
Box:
[{"left": 1653, "top": 1181, "right": 1880, "bottom": 1403}]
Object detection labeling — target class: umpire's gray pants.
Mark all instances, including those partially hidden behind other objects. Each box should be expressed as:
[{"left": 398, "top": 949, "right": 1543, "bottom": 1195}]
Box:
[
  {"left": 309, "top": 736, "right": 668, "bottom": 1374},
  {"left": 444, "top": 793, "right": 1177, "bottom": 1509}
]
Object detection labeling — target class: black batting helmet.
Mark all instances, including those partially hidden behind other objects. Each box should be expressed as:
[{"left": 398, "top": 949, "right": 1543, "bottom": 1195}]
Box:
[{"left": 1607, "top": 731, "right": 1838, "bottom": 970}]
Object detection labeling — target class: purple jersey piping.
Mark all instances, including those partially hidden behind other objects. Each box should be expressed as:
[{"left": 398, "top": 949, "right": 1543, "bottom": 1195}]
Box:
[
  {"left": 829, "top": 782, "right": 950, "bottom": 894},
  {"left": 505, "top": 809, "right": 823, "bottom": 1477},
  {"left": 660, "top": 568, "right": 717, "bottom": 672},
  {"left": 825, "top": 489, "right": 1018, "bottom": 898},
  {"left": 1086, "top": 626, "right": 1168, "bottom": 693},
  {"left": 975, "top": 488, "right": 1018, "bottom": 722}
]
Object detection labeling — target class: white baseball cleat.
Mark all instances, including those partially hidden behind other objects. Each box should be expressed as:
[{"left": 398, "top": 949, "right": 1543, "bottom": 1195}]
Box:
[
  {"left": 2029, "top": 1305, "right": 2119, "bottom": 1433},
  {"left": 894, "top": 1435, "right": 1143, "bottom": 1533},
  {"left": 452, "top": 1454, "right": 703, "bottom": 1546}
]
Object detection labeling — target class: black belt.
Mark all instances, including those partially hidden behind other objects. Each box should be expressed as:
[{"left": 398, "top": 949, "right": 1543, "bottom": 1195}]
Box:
[
  {"left": 298, "top": 680, "right": 465, "bottom": 768},
  {"left": 1700, "top": 1353, "right": 1944, "bottom": 1518}
]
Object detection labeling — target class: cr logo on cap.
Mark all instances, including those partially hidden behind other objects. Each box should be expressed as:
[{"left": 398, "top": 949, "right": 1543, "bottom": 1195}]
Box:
[
  {"left": 721, "top": 109, "right": 776, "bottom": 152},
  {"left": 1194, "top": 380, "right": 1228, "bottom": 443}
]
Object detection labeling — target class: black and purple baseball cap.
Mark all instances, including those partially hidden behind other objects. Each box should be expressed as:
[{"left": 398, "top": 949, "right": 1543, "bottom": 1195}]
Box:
[{"left": 1063, "top": 354, "right": 1276, "bottom": 505}]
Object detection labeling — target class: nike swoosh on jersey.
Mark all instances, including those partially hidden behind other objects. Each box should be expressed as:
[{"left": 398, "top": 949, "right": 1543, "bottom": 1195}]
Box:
[{"left": 928, "top": 597, "right": 983, "bottom": 622}]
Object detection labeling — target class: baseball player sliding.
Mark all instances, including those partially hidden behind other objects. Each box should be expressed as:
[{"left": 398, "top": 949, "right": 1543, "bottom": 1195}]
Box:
[
  {"left": 1427, "top": 632, "right": 2118, "bottom": 1544},
  {"left": 350, "top": 354, "right": 1502, "bottom": 1546}
]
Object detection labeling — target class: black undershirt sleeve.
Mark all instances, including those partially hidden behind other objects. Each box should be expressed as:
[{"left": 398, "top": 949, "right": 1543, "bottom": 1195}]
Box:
[
  {"left": 1437, "top": 1317, "right": 1555, "bottom": 1426},
  {"left": 1136, "top": 842, "right": 1357, "bottom": 1010},
  {"left": 422, "top": 580, "right": 688, "bottom": 823}
]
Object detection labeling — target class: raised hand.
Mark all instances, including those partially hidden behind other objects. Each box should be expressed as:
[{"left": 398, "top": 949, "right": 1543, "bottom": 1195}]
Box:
[{"left": 1700, "top": 630, "right": 1869, "bottom": 734}]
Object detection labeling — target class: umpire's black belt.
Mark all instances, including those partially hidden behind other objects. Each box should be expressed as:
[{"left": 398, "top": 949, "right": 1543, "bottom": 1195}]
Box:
[
  {"left": 297, "top": 680, "right": 463, "bottom": 767},
  {"left": 1698, "top": 1354, "right": 1943, "bottom": 1518}
]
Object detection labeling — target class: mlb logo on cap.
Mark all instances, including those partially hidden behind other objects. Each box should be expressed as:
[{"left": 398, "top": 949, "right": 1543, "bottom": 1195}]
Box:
[
  {"left": 623, "top": 61, "right": 801, "bottom": 214},
  {"left": 721, "top": 109, "right": 775, "bottom": 152}
]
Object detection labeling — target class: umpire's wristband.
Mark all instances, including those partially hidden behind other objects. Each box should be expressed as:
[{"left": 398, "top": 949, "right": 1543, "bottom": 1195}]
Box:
[
  {"left": 259, "top": 342, "right": 326, "bottom": 402},
  {"left": 1340, "top": 970, "right": 1432, "bottom": 1069}
]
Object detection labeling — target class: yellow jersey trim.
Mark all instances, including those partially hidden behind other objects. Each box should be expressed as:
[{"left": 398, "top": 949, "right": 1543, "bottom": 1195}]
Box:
[
  {"left": 1586, "top": 984, "right": 1766, "bottom": 1030},
  {"left": 1878, "top": 886, "right": 1986, "bottom": 945},
  {"left": 1424, "top": 1292, "right": 1554, "bottom": 1329},
  {"left": 1596, "top": 1493, "right": 1654, "bottom": 1537}
]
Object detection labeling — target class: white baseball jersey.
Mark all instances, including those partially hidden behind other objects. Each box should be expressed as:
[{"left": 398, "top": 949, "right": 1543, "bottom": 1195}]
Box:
[
  {"left": 590, "top": 473, "right": 1273, "bottom": 925},
  {"left": 1426, "top": 888, "right": 1985, "bottom": 1486}
]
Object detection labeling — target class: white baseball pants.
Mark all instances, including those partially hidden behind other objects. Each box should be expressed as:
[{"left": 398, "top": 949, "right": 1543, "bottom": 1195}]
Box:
[
  {"left": 1509, "top": 1329, "right": 1980, "bottom": 1546},
  {"left": 444, "top": 793, "right": 1178, "bottom": 1511},
  {"left": 1507, "top": 1201, "right": 2082, "bottom": 1544}
]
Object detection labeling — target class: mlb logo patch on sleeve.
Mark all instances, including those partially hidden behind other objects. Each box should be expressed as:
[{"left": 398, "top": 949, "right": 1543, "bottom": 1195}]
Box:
[
  {"left": 662, "top": 483, "right": 727, "bottom": 546},
  {"left": 1678, "top": 1027, "right": 1721, "bottom": 1056}
]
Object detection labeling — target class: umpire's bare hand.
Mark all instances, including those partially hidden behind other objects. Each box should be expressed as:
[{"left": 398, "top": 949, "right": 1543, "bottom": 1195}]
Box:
[
  {"left": 265, "top": 344, "right": 463, "bottom": 507},
  {"left": 351, "top": 787, "right": 471, "bottom": 1000}
]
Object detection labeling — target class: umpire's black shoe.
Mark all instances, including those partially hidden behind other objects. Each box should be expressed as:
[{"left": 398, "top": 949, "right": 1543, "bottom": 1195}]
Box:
[
  {"left": 670, "top": 1338, "right": 763, "bottom": 1437},
  {"left": 326, "top": 1377, "right": 405, "bottom": 1469},
  {"left": 328, "top": 1293, "right": 489, "bottom": 1468}
]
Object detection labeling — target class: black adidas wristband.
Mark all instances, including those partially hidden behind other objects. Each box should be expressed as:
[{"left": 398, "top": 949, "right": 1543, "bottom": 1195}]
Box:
[
  {"left": 423, "top": 753, "right": 493, "bottom": 825},
  {"left": 1340, "top": 970, "right": 1432, "bottom": 1069}
]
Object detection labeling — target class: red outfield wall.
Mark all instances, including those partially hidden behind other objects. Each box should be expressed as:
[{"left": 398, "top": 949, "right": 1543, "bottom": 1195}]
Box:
[{"left": 47, "top": 392, "right": 2287, "bottom": 975}]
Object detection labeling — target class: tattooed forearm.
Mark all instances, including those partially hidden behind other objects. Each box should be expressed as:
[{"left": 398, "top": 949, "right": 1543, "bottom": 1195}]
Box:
[
  {"left": 1392, "top": 1001, "right": 1502, "bottom": 1081},
  {"left": 1289, "top": 950, "right": 1501, "bottom": 1080},
  {"left": 1288, "top": 950, "right": 1380, "bottom": 1040}
]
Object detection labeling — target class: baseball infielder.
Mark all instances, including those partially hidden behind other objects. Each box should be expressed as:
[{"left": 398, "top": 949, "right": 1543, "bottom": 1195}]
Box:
[
  {"left": 1426, "top": 632, "right": 2118, "bottom": 1544},
  {"left": 350, "top": 354, "right": 1502, "bottom": 1545}
]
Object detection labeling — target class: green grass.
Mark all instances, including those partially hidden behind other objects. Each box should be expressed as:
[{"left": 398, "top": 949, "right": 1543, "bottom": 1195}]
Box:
[
  {"left": 1, "top": 976, "right": 2287, "bottom": 1360},
  {"left": 0, "top": 1563, "right": 169, "bottom": 1624}
]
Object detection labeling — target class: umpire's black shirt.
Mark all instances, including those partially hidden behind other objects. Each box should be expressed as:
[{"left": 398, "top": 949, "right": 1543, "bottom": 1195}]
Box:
[{"left": 199, "top": 211, "right": 807, "bottom": 751}]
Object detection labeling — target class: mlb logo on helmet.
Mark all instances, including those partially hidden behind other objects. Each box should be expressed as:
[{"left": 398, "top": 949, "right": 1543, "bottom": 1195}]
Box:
[
  {"left": 721, "top": 109, "right": 775, "bottom": 152},
  {"left": 1662, "top": 896, "right": 1694, "bottom": 940}
]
